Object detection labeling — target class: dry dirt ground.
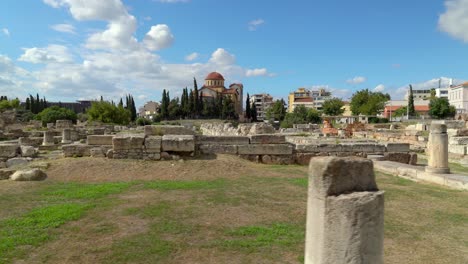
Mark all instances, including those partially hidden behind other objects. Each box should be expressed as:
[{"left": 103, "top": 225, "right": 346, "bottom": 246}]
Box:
[{"left": 0, "top": 155, "right": 467, "bottom": 264}]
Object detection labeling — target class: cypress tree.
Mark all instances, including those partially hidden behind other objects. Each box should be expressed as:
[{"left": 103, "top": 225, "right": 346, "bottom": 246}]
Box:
[
  {"left": 25, "top": 97, "right": 30, "bottom": 111},
  {"left": 131, "top": 95, "right": 137, "bottom": 121},
  {"left": 36, "top": 94, "right": 40, "bottom": 113},
  {"left": 245, "top": 93, "right": 251, "bottom": 119},
  {"left": 193, "top": 77, "right": 199, "bottom": 116},
  {"left": 161, "top": 90, "right": 167, "bottom": 119},
  {"left": 251, "top": 102, "right": 258, "bottom": 122},
  {"left": 188, "top": 89, "right": 194, "bottom": 117},
  {"left": 408, "top": 84, "right": 416, "bottom": 117},
  {"left": 119, "top": 98, "right": 123, "bottom": 107}
]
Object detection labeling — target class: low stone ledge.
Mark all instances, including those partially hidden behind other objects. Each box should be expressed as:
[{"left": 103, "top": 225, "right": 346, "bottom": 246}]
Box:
[
  {"left": 249, "top": 134, "right": 286, "bottom": 144},
  {"left": 19, "top": 137, "right": 43, "bottom": 147},
  {"left": 62, "top": 144, "right": 94, "bottom": 157},
  {"left": 162, "top": 135, "right": 195, "bottom": 152},
  {"left": 145, "top": 125, "right": 194, "bottom": 136},
  {"left": 238, "top": 144, "right": 293, "bottom": 155},
  {"left": 196, "top": 135, "right": 250, "bottom": 145},
  {"left": 385, "top": 143, "right": 410, "bottom": 152},
  {"left": 198, "top": 144, "right": 238, "bottom": 155},
  {"left": 88, "top": 135, "right": 114, "bottom": 146}
]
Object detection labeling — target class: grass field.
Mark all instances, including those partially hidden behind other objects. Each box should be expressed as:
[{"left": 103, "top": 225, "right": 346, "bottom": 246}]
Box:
[{"left": 0, "top": 156, "right": 467, "bottom": 264}]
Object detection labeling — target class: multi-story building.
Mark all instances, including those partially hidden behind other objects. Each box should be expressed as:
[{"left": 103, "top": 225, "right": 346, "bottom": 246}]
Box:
[
  {"left": 311, "top": 88, "right": 332, "bottom": 110},
  {"left": 287, "top": 88, "right": 313, "bottom": 113},
  {"left": 249, "top": 93, "right": 273, "bottom": 121},
  {"left": 435, "top": 87, "right": 449, "bottom": 99},
  {"left": 404, "top": 89, "right": 432, "bottom": 101},
  {"left": 448, "top": 82, "right": 468, "bottom": 113},
  {"left": 138, "top": 101, "right": 160, "bottom": 119}
]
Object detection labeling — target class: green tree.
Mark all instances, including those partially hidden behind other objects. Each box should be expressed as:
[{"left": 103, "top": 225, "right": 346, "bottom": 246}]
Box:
[
  {"left": 408, "top": 85, "right": 416, "bottom": 116},
  {"left": 221, "top": 96, "right": 237, "bottom": 120},
  {"left": 430, "top": 88, "right": 436, "bottom": 99},
  {"left": 245, "top": 93, "right": 251, "bottom": 120},
  {"left": 0, "top": 98, "right": 20, "bottom": 112},
  {"left": 25, "top": 97, "right": 31, "bottom": 111},
  {"left": 36, "top": 106, "right": 77, "bottom": 126},
  {"left": 251, "top": 102, "right": 258, "bottom": 122},
  {"left": 350, "top": 89, "right": 390, "bottom": 115},
  {"left": 322, "top": 98, "right": 345, "bottom": 116},
  {"left": 393, "top": 106, "right": 408, "bottom": 117},
  {"left": 160, "top": 90, "right": 169, "bottom": 119},
  {"left": 266, "top": 100, "right": 286, "bottom": 121},
  {"left": 87, "top": 101, "right": 131, "bottom": 125},
  {"left": 188, "top": 89, "right": 194, "bottom": 117},
  {"left": 193, "top": 77, "right": 199, "bottom": 117},
  {"left": 429, "top": 98, "right": 456, "bottom": 119},
  {"left": 168, "top": 98, "right": 181, "bottom": 119},
  {"left": 306, "top": 108, "right": 322, "bottom": 123}
]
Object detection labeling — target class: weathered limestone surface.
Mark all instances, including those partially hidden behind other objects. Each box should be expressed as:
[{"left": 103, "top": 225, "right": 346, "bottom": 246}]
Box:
[
  {"left": 200, "top": 123, "right": 274, "bottom": 136},
  {"left": 198, "top": 144, "right": 238, "bottom": 155},
  {"left": 250, "top": 134, "right": 286, "bottom": 144},
  {"left": 144, "top": 136, "right": 162, "bottom": 152},
  {"left": 10, "top": 169, "right": 47, "bottom": 181},
  {"left": 19, "top": 137, "right": 43, "bottom": 147},
  {"left": 384, "top": 152, "right": 411, "bottom": 164},
  {"left": 144, "top": 125, "right": 194, "bottom": 136},
  {"left": 162, "top": 135, "right": 195, "bottom": 152},
  {"left": 449, "top": 145, "right": 466, "bottom": 155},
  {"left": 62, "top": 128, "right": 72, "bottom": 144},
  {"left": 62, "top": 144, "right": 94, "bottom": 157},
  {"left": 449, "top": 136, "right": 468, "bottom": 145},
  {"left": 385, "top": 143, "right": 410, "bottom": 152},
  {"left": 196, "top": 136, "right": 250, "bottom": 145},
  {"left": 87, "top": 135, "right": 114, "bottom": 146},
  {"left": 0, "top": 169, "right": 15, "bottom": 180},
  {"left": 42, "top": 131, "right": 55, "bottom": 146},
  {"left": 6, "top": 157, "right": 31, "bottom": 168},
  {"left": 238, "top": 144, "right": 293, "bottom": 155},
  {"left": 112, "top": 135, "right": 145, "bottom": 159},
  {"left": 426, "top": 124, "right": 450, "bottom": 174},
  {"left": 305, "top": 157, "right": 384, "bottom": 264},
  {"left": 0, "top": 144, "right": 19, "bottom": 159},
  {"left": 56, "top": 120, "right": 73, "bottom": 129}
]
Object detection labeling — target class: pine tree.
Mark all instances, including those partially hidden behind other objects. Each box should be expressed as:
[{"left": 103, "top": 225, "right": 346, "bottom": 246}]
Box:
[
  {"left": 119, "top": 98, "right": 123, "bottom": 107},
  {"left": 408, "top": 84, "right": 416, "bottom": 117},
  {"left": 193, "top": 77, "right": 199, "bottom": 117},
  {"left": 161, "top": 90, "right": 167, "bottom": 119},
  {"left": 245, "top": 93, "right": 251, "bottom": 120},
  {"left": 188, "top": 89, "right": 194, "bottom": 118}
]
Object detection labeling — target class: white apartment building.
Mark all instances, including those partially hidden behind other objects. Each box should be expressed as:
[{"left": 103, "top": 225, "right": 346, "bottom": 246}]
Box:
[
  {"left": 448, "top": 82, "right": 468, "bottom": 113},
  {"left": 404, "top": 89, "right": 431, "bottom": 101},
  {"left": 250, "top": 93, "right": 274, "bottom": 121}
]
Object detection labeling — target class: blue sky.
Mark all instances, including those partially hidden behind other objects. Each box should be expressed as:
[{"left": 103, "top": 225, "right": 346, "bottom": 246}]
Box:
[{"left": 1, "top": 0, "right": 468, "bottom": 107}]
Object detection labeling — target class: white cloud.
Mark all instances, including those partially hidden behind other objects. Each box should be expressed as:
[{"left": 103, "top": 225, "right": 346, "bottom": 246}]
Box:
[
  {"left": 209, "top": 48, "right": 236, "bottom": 65},
  {"left": 246, "top": 68, "right": 268, "bottom": 77},
  {"left": 2, "top": 28, "right": 10, "bottom": 37},
  {"left": 346, "top": 76, "right": 366, "bottom": 85},
  {"left": 51, "top": 23, "right": 76, "bottom": 34},
  {"left": 18, "top": 45, "right": 74, "bottom": 64},
  {"left": 143, "top": 24, "right": 174, "bottom": 51},
  {"left": 374, "top": 84, "right": 385, "bottom": 92},
  {"left": 0, "top": 55, "right": 31, "bottom": 98},
  {"left": 439, "top": 0, "right": 468, "bottom": 42},
  {"left": 185, "top": 52, "right": 199, "bottom": 61},
  {"left": 248, "top": 19, "right": 265, "bottom": 31}
]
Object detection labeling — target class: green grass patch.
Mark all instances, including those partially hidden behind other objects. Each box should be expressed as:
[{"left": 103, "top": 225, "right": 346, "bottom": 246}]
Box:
[
  {"left": 219, "top": 223, "right": 304, "bottom": 251},
  {"left": 106, "top": 235, "right": 174, "bottom": 264},
  {"left": 288, "top": 177, "right": 308, "bottom": 187},
  {"left": 144, "top": 179, "right": 226, "bottom": 191},
  {"left": 42, "top": 182, "right": 133, "bottom": 200},
  {"left": 0, "top": 203, "right": 92, "bottom": 261}
]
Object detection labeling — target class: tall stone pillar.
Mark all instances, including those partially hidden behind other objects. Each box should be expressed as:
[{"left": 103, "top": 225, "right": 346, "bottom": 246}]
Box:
[
  {"left": 305, "top": 157, "right": 384, "bottom": 264},
  {"left": 42, "top": 131, "right": 55, "bottom": 146},
  {"left": 61, "top": 128, "right": 72, "bottom": 144},
  {"left": 425, "top": 124, "right": 450, "bottom": 174}
]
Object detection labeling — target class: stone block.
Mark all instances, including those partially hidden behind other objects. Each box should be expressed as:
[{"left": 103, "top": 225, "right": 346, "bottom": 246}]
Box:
[
  {"left": 90, "top": 147, "right": 105, "bottom": 158},
  {"left": 6, "top": 157, "right": 32, "bottom": 168},
  {"left": 449, "top": 136, "right": 468, "bottom": 145},
  {"left": 261, "top": 155, "right": 294, "bottom": 165},
  {"left": 145, "top": 125, "right": 194, "bottom": 136},
  {"left": 295, "top": 144, "right": 319, "bottom": 153},
  {"left": 87, "top": 135, "right": 114, "bottom": 146},
  {"left": 196, "top": 135, "right": 250, "bottom": 145},
  {"left": 10, "top": 169, "right": 47, "bottom": 181},
  {"left": 144, "top": 136, "right": 162, "bottom": 152},
  {"left": 62, "top": 144, "right": 93, "bottom": 157},
  {"left": 198, "top": 144, "right": 238, "bottom": 155},
  {"left": 0, "top": 144, "right": 19, "bottom": 159},
  {"left": 384, "top": 152, "right": 411, "bottom": 164},
  {"left": 20, "top": 146, "right": 37, "bottom": 158},
  {"left": 238, "top": 144, "right": 293, "bottom": 155},
  {"left": 305, "top": 157, "right": 384, "bottom": 264},
  {"left": 56, "top": 120, "right": 73, "bottom": 129},
  {"left": 19, "top": 137, "right": 43, "bottom": 147},
  {"left": 385, "top": 143, "right": 410, "bottom": 152},
  {"left": 162, "top": 135, "right": 195, "bottom": 152},
  {"left": 294, "top": 153, "right": 317, "bottom": 165},
  {"left": 449, "top": 145, "right": 466, "bottom": 155},
  {"left": 249, "top": 134, "right": 286, "bottom": 144},
  {"left": 316, "top": 143, "right": 342, "bottom": 153},
  {"left": 112, "top": 137, "right": 130, "bottom": 151}
]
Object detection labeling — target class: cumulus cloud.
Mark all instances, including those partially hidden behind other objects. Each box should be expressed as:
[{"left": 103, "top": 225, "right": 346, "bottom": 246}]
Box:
[
  {"left": 374, "top": 84, "right": 385, "bottom": 92},
  {"left": 143, "top": 24, "right": 174, "bottom": 51},
  {"left": 18, "top": 45, "right": 74, "bottom": 64},
  {"left": 439, "top": 0, "right": 468, "bottom": 42},
  {"left": 0, "top": 55, "right": 31, "bottom": 98},
  {"left": 248, "top": 19, "right": 265, "bottom": 31},
  {"left": 209, "top": 48, "right": 236, "bottom": 65},
  {"left": 2, "top": 28, "right": 10, "bottom": 37},
  {"left": 185, "top": 52, "right": 199, "bottom": 61},
  {"left": 51, "top": 23, "right": 76, "bottom": 34},
  {"left": 246, "top": 68, "right": 268, "bottom": 77},
  {"left": 346, "top": 76, "right": 366, "bottom": 85}
]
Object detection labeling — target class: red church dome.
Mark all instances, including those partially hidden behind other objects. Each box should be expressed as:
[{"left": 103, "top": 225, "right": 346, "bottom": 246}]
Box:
[{"left": 205, "top": 72, "right": 225, "bottom": 80}]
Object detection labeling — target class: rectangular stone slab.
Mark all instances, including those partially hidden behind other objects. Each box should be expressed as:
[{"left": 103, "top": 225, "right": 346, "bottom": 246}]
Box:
[
  {"left": 196, "top": 136, "right": 250, "bottom": 145},
  {"left": 249, "top": 134, "right": 286, "bottom": 144},
  {"left": 162, "top": 135, "right": 195, "bottom": 152},
  {"left": 238, "top": 144, "right": 293, "bottom": 155},
  {"left": 87, "top": 135, "right": 114, "bottom": 146}
]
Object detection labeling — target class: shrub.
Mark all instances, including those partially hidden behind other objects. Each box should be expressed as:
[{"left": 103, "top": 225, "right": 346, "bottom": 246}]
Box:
[
  {"left": 87, "top": 101, "right": 131, "bottom": 125},
  {"left": 36, "top": 106, "right": 77, "bottom": 126}
]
